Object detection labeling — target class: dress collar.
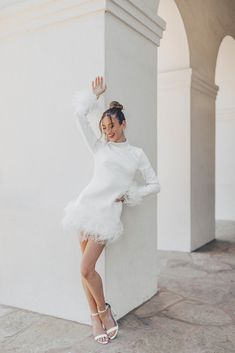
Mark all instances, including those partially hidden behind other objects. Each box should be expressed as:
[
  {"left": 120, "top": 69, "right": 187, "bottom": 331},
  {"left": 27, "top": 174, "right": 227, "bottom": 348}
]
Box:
[{"left": 106, "top": 137, "right": 129, "bottom": 146}]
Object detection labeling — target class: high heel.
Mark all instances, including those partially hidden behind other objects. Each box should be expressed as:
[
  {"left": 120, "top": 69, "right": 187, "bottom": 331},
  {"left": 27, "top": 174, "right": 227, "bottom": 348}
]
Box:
[
  {"left": 90, "top": 311, "right": 109, "bottom": 344},
  {"left": 98, "top": 303, "right": 119, "bottom": 340}
]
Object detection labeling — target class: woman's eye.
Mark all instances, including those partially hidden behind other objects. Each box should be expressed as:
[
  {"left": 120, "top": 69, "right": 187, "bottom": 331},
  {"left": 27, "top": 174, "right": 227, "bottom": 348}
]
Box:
[{"left": 103, "top": 126, "right": 114, "bottom": 129}]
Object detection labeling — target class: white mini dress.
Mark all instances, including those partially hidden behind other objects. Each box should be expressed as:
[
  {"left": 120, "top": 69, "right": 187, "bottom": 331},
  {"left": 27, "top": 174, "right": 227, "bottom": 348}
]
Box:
[{"left": 62, "top": 89, "right": 161, "bottom": 246}]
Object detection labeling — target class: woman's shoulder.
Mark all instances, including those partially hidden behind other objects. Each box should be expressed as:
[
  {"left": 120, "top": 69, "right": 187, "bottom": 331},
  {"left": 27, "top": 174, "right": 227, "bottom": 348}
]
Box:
[
  {"left": 127, "top": 143, "right": 145, "bottom": 164},
  {"left": 128, "top": 143, "right": 143, "bottom": 155}
]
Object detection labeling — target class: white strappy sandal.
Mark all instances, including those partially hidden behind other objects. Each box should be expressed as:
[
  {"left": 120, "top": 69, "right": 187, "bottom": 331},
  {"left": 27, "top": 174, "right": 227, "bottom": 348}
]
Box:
[
  {"left": 90, "top": 311, "right": 109, "bottom": 344},
  {"left": 98, "top": 302, "right": 119, "bottom": 340}
]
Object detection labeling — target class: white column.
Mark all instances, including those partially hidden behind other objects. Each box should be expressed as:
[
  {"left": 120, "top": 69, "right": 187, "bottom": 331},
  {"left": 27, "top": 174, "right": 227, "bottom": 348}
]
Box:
[
  {"left": 157, "top": 68, "right": 218, "bottom": 252},
  {"left": 190, "top": 70, "right": 218, "bottom": 250},
  {"left": 157, "top": 68, "right": 192, "bottom": 251},
  {"left": 216, "top": 109, "right": 235, "bottom": 220},
  {"left": 104, "top": 0, "right": 165, "bottom": 319},
  {"left": 215, "top": 36, "right": 235, "bottom": 221},
  {"left": 0, "top": 0, "right": 165, "bottom": 324}
]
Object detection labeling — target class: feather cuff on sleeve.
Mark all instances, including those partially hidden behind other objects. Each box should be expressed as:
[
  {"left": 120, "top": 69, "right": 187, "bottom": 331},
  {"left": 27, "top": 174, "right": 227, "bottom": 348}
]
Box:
[
  {"left": 122, "top": 181, "right": 143, "bottom": 207},
  {"left": 72, "top": 89, "right": 98, "bottom": 116}
]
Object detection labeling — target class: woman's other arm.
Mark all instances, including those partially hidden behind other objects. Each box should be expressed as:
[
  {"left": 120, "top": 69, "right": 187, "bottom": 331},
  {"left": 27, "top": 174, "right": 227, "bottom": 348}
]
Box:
[{"left": 122, "top": 149, "right": 161, "bottom": 206}]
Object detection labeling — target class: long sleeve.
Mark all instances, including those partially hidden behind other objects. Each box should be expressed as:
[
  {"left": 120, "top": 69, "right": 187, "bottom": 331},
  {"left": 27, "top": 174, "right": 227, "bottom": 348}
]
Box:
[
  {"left": 123, "top": 148, "right": 161, "bottom": 207},
  {"left": 72, "top": 89, "right": 103, "bottom": 153}
]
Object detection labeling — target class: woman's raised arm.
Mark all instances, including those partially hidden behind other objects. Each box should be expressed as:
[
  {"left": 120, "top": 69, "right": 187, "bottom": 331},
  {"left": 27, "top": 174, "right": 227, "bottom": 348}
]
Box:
[{"left": 72, "top": 76, "right": 107, "bottom": 154}]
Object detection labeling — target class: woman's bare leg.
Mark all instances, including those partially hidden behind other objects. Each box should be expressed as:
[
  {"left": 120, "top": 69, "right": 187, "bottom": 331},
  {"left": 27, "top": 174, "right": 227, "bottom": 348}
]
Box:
[
  {"left": 80, "top": 238, "right": 107, "bottom": 310},
  {"left": 80, "top": 236, "right": 109, "bottom": 343},
  {"left": 80, "top": 238, "right": 116, "bottom": 338},
  {"left": 80, "top": 236, "right": 117, "bottom": 339},
  {"left": 79, "top": 239, "right": 98, "bottom": 314}
]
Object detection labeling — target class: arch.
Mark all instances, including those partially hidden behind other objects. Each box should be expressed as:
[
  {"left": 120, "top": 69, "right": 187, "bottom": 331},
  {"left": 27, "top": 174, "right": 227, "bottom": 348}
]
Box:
[
  {"left": 215, "top": 35, "right": 235, "bottom": 221},
  {"left": 158, "top": 0, "right": 190, "bottom": 72},
  {"left": 215, "top": 35, "right": 235, "bottom": 111}
]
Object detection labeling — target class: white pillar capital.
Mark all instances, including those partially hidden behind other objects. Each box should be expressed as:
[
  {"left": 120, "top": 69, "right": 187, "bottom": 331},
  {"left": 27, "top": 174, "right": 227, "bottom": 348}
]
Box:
[
  {"left": 191, "top": 69, "right": 219, "bottom": 99},
  {"left": 0, "top": 0, "right": 166, "bottom": 44},
  {"left": 158, "top": 67, "right": 192, "bottom": 90}
]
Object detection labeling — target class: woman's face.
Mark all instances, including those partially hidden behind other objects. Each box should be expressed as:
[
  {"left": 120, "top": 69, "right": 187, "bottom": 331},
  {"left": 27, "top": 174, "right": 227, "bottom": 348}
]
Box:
[{"left": 101, "top": 115, "right": 126, "bottom": 142}]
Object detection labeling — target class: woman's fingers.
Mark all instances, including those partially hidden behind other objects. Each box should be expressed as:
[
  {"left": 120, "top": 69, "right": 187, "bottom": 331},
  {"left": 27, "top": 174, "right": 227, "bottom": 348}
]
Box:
[
  {"left": 91, "top": 76, "right": 107, "bottom": 97},
  {"left": 94, "top": 76, "right": 104, "bottom": 88},
  {"left": 95, "top": 76, "right": 101, "bottom": 87}
]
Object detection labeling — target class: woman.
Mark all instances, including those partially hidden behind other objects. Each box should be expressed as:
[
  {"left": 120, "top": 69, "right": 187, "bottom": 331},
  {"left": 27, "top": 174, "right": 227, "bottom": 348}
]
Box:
[{"left": 62, "top": 76, "right": 161, "bottom": 344}]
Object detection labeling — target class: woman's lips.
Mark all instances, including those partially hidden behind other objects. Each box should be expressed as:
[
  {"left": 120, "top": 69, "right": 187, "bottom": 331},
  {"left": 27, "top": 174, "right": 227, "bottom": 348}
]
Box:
[{"left": 108, "top": 133, "right": 115, "bottom": 138}]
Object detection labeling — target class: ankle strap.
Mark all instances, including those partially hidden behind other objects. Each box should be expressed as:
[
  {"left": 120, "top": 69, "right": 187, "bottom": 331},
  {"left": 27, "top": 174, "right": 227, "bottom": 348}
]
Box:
[
  {"left": 91, "top": 311, "right": 99, "bottom": 316},
  {"left": 98, "top": 303, "right": 109, "bottom": 314}
]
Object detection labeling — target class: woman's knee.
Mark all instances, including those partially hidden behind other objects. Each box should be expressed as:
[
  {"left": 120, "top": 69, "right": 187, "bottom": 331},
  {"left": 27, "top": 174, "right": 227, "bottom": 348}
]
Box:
[{"left": 80, "top": 262, "right": 95, "bottom": 279}]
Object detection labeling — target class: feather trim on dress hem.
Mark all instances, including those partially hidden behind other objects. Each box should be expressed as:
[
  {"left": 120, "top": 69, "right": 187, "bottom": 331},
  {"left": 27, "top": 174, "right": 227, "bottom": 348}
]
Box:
[
  {"left": 78, "top": 226, "right": 123, "bottom": 246},
  {"left": 62, "top": 198, "right": 124, "bottom": 246}
]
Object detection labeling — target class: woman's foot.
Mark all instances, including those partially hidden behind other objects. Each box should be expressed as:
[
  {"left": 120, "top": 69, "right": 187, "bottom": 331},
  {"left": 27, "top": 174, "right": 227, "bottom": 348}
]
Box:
[
  {"left": 90, "top": 312, "right": 109, "bottom": 344},
  {"left": 98, "top": 303, "right": 119, "bottom": 340}
]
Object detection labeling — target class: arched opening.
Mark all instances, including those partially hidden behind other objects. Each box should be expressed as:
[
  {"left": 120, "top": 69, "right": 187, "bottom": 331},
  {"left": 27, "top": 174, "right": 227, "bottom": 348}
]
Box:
[
  {"left": 158, "top": 0, "right": 189, "bottom": 72},
  {"left": 157, "top": 0, "right": 191, "bottom": 251},
  {"left": 215, "top": 35, "right": 235, "bottom": 224}
]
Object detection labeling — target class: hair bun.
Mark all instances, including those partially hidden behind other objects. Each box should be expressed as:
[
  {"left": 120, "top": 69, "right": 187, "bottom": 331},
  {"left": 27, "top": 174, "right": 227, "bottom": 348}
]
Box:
[{"left": 109, "top": 101, "right": 123, "bottom": 110}]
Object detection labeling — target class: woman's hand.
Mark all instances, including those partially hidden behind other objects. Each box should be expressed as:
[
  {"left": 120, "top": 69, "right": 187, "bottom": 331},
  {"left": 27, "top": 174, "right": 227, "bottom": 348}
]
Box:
[{"left": 92, "top": 76, "right": 107, "bottom": 99}]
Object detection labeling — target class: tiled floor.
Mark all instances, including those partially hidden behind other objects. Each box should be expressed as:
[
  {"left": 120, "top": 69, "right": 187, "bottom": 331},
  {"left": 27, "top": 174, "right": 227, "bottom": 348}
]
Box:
[{"left": 1, "top": 220, "right": 235, "bottom": 353}]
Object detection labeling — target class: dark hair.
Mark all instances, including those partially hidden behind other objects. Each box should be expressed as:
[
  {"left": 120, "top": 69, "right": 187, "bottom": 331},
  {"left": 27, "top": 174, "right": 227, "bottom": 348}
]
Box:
[{"left": 98, "top": 100, "right": 126, "bottom": 140}]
